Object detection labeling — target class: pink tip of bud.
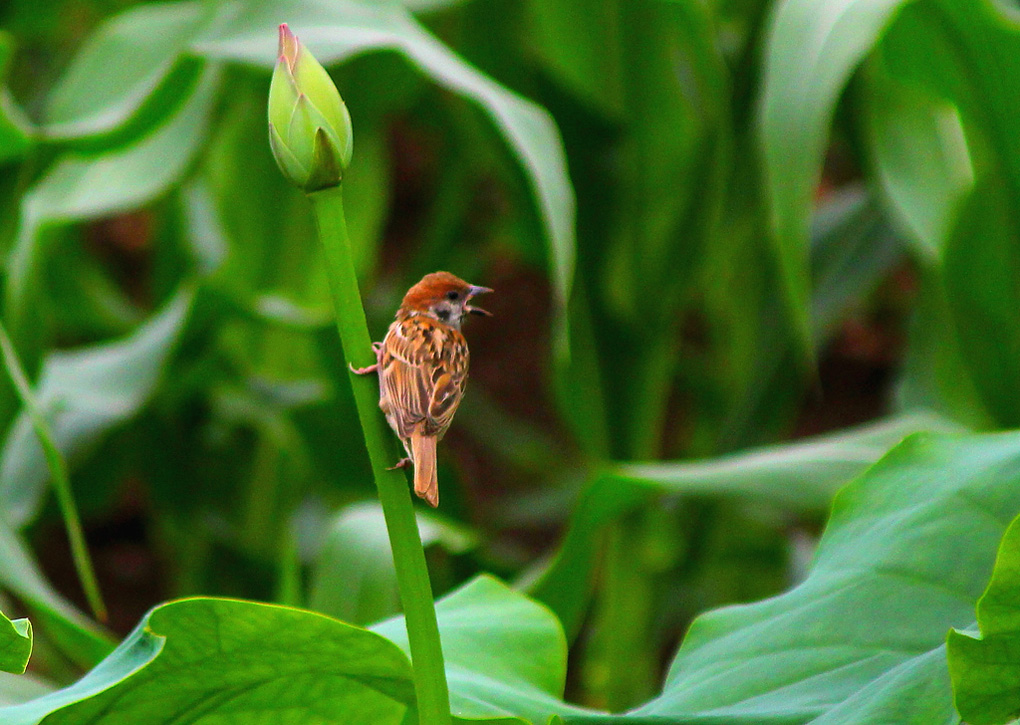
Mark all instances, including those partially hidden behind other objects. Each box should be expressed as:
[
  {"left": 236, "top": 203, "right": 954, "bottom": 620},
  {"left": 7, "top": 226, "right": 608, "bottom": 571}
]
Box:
[{"left": 278, "top": 23, "right": 299, "bottom": 69}]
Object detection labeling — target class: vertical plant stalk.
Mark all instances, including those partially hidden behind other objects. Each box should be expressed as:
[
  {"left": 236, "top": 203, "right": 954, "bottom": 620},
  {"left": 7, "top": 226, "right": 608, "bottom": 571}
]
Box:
[
  {"left": 589, "top": 514, "right": 659, "bottom": 711},
  {"left": 309, "top": 186, "right": 451, "bottom": 725},
  {"left": 0, "top": 322, "right": 106, "bottom": 623}
]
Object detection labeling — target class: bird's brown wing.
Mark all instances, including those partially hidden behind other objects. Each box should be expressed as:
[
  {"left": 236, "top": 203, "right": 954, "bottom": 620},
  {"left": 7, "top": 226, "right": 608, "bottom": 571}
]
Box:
[{"left": 378, "top": 315, "right": 468, "bottom": 441}]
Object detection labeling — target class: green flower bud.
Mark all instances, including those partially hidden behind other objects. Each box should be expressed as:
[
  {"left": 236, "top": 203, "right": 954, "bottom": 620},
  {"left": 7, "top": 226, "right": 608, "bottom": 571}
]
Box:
[{"left": 268, "top": 24, "right": 353, "bottom": 193}]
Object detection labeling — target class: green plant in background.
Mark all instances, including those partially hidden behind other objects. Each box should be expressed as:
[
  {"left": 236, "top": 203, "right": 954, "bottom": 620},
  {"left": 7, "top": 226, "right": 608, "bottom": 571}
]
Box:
[
  {"left": 1, "top": 0, "right": 1020, "bottom": 723},
  {"left": 0, "top": 322, "right": 104, "bottom": 625}
]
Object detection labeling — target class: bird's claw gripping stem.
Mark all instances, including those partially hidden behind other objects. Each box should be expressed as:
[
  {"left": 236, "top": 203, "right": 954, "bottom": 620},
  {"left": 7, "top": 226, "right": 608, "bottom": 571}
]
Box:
[
  {"left": 350, "top": 341, "right": 384, "bottom": 375},
  {"left": 350, "top": 362, "right": 377, "bottom": 375}
]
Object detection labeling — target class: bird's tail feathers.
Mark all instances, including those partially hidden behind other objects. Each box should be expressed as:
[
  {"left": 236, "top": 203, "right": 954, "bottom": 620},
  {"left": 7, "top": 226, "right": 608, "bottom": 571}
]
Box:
[{"left": 411, "top": 430, "right": 438, "bottom": 507}]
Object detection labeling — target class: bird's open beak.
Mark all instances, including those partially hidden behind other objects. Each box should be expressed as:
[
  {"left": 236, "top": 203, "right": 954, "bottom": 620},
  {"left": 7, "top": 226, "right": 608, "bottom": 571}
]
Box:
[{"left": 465, "top": 285, "right": 493, "bottom": 316}]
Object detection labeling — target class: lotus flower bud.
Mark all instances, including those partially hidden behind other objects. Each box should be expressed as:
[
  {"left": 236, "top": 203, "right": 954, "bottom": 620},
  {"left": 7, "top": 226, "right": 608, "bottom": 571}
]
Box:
[{"left": 268, "top": 24, "right": 353, "bottom": 192}]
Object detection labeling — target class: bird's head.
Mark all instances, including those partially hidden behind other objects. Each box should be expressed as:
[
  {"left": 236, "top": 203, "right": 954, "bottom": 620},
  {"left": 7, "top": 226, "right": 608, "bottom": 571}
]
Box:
[{"left": 399, "top": 271, "right": 492, "bottom": 330}]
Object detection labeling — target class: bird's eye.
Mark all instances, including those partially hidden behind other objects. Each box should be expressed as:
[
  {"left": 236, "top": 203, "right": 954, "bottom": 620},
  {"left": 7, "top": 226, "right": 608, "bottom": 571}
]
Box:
[{"left": 446, "top": 290, "right": 460, "bottom": 301}]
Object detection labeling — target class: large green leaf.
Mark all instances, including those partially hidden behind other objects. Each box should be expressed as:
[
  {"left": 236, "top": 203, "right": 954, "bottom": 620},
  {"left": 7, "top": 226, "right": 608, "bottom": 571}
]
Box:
[
  {"left": 309, "top": 501, "right": 474, "bottom": 626},
  {"left": 42, "top": 2, "right": 205, "bottom": 145},
  {"left": 759, "top": 0, "right": 910, "bottom": 358},
  {"left": 0, "top": 290, "right": 193, "bottom": 527},
  {"left": 0, "top": 576, "right": 598, "bottom": 724},
  {"left": 5, "top": 70, "right": 218, "bottom": 343},
  {"left": 192, "top": 0, "right": 575, "bottom": 337},
  {"left": 948, "top": 513, "right": 1020, "bottom": 725},
  {"left": 0, "top": 598, "right": 413, "bottom": 725},
  {"left": 632, "top": 430, "right": 1020, "bottom": 723},
  {"left": 0, "top": 611, "right": 31, "bottom": 675},
  {"left": 528, "top": 411, "right": 957, "bottom": 639}
]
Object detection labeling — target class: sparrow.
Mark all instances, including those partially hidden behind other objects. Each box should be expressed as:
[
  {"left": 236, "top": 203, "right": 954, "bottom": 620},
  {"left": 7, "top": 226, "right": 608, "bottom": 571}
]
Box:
[{"left": 351, "top": 271, "right": 492, "bottom": 507}]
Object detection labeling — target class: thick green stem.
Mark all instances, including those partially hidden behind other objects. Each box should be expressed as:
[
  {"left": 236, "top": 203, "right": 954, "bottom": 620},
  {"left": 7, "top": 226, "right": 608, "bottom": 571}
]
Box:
[{"left": 309, "top": 186, "right": 451, "bottom": 725}]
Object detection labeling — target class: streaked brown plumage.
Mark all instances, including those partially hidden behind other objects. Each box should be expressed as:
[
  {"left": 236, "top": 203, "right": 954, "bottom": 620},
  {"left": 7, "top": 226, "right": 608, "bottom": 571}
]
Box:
[{"left": 352, "top": 272, "right": 491, "bottom": 507}]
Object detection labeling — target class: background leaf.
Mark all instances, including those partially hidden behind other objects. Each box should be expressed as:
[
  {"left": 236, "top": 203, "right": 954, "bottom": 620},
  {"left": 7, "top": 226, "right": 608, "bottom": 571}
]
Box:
[
  {"left": 0, "top": 672, "right": 53, "bottom": 708},
  {"left": 636, "top": 431, "right": 1020, "bottom": 722},
  {"left": 309, "top": 501, "right": 474, "bottom": 626},
  {"left": 760, "top": 0, "right": 909, "bottom": 355},
  {"left": 527, "top": 411, "right": 958, "bottom": 639},
  {"left": 374, "top": 575, "right": 588, "bottom": 724},
  {"left": 5, "top": 71, "right": 217, "bottom": 344},
  {"left": 861, "top": 63, "right": 973, "bottom": 260},
  {"left": 0, "top": 290, "right": 192, "bottom": 528},
  {"left": 876, "top": 1, "right": 1020, "bottom": 427},
  {"left": 948, "top": 512, "right": 1020, "bottom": 725},
  {"left": 41, "top": 2, "right": 205, "bottom": 145},
  {"left": 0, "top": 611, "right": 31, "bottom": 675}
]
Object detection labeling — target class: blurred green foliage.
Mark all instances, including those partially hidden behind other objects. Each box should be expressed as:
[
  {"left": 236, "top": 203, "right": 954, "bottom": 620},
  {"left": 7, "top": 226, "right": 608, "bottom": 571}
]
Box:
[{"left": 1, "top": 0, "right": 1020, "bottom": 722}]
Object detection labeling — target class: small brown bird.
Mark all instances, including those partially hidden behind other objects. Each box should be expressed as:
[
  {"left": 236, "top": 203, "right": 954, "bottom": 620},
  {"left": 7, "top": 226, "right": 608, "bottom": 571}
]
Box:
[{"left": 352, "top": 272, "right": 492, "bottom": 507}]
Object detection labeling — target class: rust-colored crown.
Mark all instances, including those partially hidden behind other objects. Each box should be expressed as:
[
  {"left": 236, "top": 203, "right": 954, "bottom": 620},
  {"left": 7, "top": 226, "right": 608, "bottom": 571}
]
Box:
[{"left": 400, "top": 271, "right": 473, "bottom": 312}]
